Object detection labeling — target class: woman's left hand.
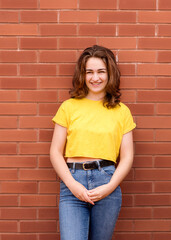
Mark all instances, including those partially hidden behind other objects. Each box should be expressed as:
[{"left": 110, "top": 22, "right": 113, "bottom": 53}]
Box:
[{"left": 87, "top": 183, "right": 113, "bottom": 202}]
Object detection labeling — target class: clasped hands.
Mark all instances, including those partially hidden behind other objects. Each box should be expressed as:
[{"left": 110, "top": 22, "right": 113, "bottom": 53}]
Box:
[{"left": 69, "top": 180, "right": 113, "bottom": 205}]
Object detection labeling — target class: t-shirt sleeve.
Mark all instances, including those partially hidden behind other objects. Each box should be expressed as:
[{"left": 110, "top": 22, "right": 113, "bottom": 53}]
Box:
[
  {"left": 52, "top": 101, "right": 69, "bottom": 128},
  {"left": 123, "top": 105, "right": 136, "bottom": 134}
]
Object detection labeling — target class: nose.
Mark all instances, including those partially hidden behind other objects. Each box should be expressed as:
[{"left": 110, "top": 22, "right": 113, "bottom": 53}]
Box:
[{"left": 92, "top": 72, "right": 99, "bottom": 81}]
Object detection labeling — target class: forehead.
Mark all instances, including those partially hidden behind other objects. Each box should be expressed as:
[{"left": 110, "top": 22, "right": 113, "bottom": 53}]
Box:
[{"left": 86, "top": 57, "right": 106, "bottom": 69}]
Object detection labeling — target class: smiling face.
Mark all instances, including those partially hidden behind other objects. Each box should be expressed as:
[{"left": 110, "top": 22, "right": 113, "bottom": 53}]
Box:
[{"left": 85, "top": 57, "right": 108, "bottom": 100}]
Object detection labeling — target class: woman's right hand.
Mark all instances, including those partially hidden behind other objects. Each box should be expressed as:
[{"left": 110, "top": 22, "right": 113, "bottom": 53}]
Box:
[{"left": 68, "top": 180, "right": 94, "bottom": 205}]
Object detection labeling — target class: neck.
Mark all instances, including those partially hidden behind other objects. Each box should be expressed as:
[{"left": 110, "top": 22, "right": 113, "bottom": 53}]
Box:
[{"left": 86, "top": 93, "right": 105, "bottom": 101}]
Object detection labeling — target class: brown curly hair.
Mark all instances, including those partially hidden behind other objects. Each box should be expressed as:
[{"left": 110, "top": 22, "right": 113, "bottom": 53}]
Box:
[{"left": 69, "top": 45, "right": 121, "bottom": 108}]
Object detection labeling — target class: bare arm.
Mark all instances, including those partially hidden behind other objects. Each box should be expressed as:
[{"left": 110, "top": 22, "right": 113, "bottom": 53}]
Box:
[
  {"left": 88, "top": 131, "right": 134, "bottom": 201},
  {"left": 50, "top": 124, "right": 94, "bottom": 205}
]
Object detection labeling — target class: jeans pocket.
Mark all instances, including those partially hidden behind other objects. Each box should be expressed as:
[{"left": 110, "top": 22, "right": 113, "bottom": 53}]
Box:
[{"left": 101, "top": 165, "right": 115, "bottom": 177}]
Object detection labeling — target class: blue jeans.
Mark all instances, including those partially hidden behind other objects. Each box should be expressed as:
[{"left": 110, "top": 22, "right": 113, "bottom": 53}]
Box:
[{"left": 59, "top": 162, "right": 122, "bottom": 240}]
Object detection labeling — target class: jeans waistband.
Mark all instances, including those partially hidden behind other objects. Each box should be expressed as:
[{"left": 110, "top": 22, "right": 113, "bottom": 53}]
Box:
[{"left": 67, "top": 159, "right": 114, "bottom": 171}]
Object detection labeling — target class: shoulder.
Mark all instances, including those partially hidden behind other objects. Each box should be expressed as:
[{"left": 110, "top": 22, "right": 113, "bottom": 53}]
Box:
[{"left": 59, "top": 98, "right": 80, "bottom": 110}]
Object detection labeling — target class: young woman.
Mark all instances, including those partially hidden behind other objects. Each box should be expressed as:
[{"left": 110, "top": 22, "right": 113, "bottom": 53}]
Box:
[{"left": 50, "top": 45, "right": 136, "bottom": 240}]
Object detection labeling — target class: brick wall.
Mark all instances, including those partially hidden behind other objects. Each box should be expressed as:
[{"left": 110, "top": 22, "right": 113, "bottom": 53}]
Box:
[{"left": 0, "top": 0, "right": 171, "bottom": 239}]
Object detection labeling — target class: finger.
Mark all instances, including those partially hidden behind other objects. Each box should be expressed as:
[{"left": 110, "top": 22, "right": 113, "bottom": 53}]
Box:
[{"left": 84, "top": 192, "right": 95, "bottom": 205}]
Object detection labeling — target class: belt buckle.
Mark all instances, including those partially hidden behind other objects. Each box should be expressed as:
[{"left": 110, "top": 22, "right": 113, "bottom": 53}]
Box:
[{"left": 83, "top": 162, "right": 89, "bottom": 170}]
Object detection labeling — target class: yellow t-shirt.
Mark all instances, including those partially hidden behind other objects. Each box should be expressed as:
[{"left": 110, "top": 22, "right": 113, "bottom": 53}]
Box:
[{"left": 52, "top": 98, "right": 136, "bottom": 163}]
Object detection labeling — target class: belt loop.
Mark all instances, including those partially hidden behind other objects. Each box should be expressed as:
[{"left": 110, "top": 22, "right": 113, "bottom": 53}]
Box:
[
  {"left": 96, "top": 160, "right": 101, "bottom": 171},
  {"left": 71, "top": 162, "right": 75, "bottom": 173}
]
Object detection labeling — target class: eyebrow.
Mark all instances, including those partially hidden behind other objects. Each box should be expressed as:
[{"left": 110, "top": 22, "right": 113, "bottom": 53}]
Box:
[{"left": 86, "top": 68, "right": 106, "bottom": 71}]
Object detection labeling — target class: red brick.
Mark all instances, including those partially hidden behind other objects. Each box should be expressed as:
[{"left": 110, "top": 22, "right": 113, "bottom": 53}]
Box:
[
  {"left": 0, "top": 37, "right": 18, "bottom": 49},
  {"left": 19, "top": 116, "right": 53, "bottom": 129},
  {"left": 157, "top": 77, "right": 171, "bottom": 89},
  {"left": 138, "top": 11, "right": 171, "bottom": 23},
  {"left": 119, "top": 24, "right": 155, "bottom": 36},
  {"left": 119, "top": 64, "right": 136, "bottom": 76},
  {"left": 20, "top": 64, "right": 56, "bottom": 76},
  {"left": 135, "top": 143, "right": 171, "bottom": 154},
  {"left": 0, "top": 77, "right": 37, "bottom": 89},
  {"left": 0, "top": 143, "right": 17, "bottom": 154},
  {"left": 1, "top": 208, "right": 36, "bottom": 219},
  {"left": 119, "top": 0, "right": 156, "bottom": 9},
  {"left": 58, "top": 63, "right": 75, "bottom": 76},
  {"left": 119, "top": 207, "right": 152, "bottom": 219},
  {"left": 0, "top": 51, "right": 37, "bottom": 63},
  {"left": 39, "top": 130, "right": 53, "bottom": 142},
  {"left": 0, "top": 24, "right": 37, "bottom": 35},
  {"left": 80, "top": 0, "right": 117, "bottom": 9},
  {"left": 58, "top": 90, "right": 70, "bottom": 102},
  {"left": 38, "top": 208, "right": 58, "bottom": 219},
  {"left": 0, "top": 64, "right": 17, "bottom": 75},
  {"left": 0, "top": 103, "right": 37, "bottom": 115},
  {"left": 20, "top": 195, "right": 57, "bottom": 206},
  {"left": 158, "top": 51, "right": 171, "bottom": 62},
  {"left": 154, "top": 156, "right": 171, "bottom": 167},
  {"left": 121, "top": 90, "right": 136, "bottom": 102},
  {"left": 133, "top": 156, "right": 153, "bottom": 168},
  {"left": 115, "top": 220, "right": 133, "bottom": 231},
  {"left": 40, "top": 24, "right": 77, "bottom": 36},
  {"left": 120, "top": 77, "right": 155, "bottom": 89},
  {"left": 119, "top": 50, "right": 156, "bottom": 62},
  {"left": 0, "top": 156, "right": 37, "bottom": 168},
  {"left": 39, "top": 50, "right": 77, "bottom": 63},
  {"left": 20, "top": 90, "right": 57, "bottom": 102},
  {"left": 138, "top": 38, "right": 171, "bottom": 49},
  {"left": 21, "top": 11, "right": 58, "bottom": 23},
  {"left": 158, "top": 25, "right": 171, "bottom": 36},
  {"left": 1, "top": 234, "right": 37, "bottom": 240},
  {"left": 20, "top": 220, "right": 57, "bottom": 233},
  {"left": 0, "top": 11, "right": 18, "bottom": 22},
  {"left": 19, "top": 169, "right": 56, "bottom": 181},
  {"left": 99, "top": 38, "right": 136, "bottom": 49},
  {"left": 159, "top": 0, "right": 171, "bottom": 9},
  {"left": 121, "top": 182, "right": 152, "bottom": 193},
  {"left": 39, "top": 103, "right": 58, "bottom": 116},
  {"left": 138, "top": 64, "right": 171, "bottom": 76},
  {"left": 0, "top": 195, "right": 18, "bottom": 206},
  {"left": 114, "top": 233, "right": 151, "bottom": 240},
  {"left": 39, "top": 234, "right": 60, "bottom": 240},
  {"left": 79, "top": 24, "right": 116, "bottom": 36},
  {"left": 135, "top": 194, "right": 170, "bottom": 206},
  {"left": 156, "top": 129, "right": 171, "bottom": 141},
  {"left": 60, "top": 11, "right": 97, "bottom": 23},
  {"left": 39, "top": 182, "right": 60, "bottom": 193},
  {"left": 0, "top": 130, "right": 37, "bottom": 141},
  {"left": 0, "top": 117, "right": 17, "bottom": 128},
  {"left": 122, "top": 195, "right": 133, "bottom": 207},
  {"left": 153, "top": 233, "right": 171, "bottom": 240},
  {"left": 154, "top": 182, "right": 171, "bottom": 193},
  {"left": 0, "top": 90, "right": 17, "bottom": 101},
  {"left": 137, "top": 116, "right": 171, "bottom": 128},
  {"left": 153, "top": 208, "right": 171, "bottom": 218},
  {"left": 134, "top": 220, "right": 171, "bottom": 231},
  {"left": 20, "top": 37, "right": 57, "bottom": 49},
  {"left": 39, "top": 77, "right": 72, "bottom": 89},
  {"left": 99, "top": 11, "right": 136, "bottom": 23},
  {"left": 137, "top": 90, "right": 171, "bottom": 102},
  {"left": 135, "top": 169, "right": 171, "bottom": 180},
  {"left": 59, "top": 37, "right": 96, "bottom": 49},
  {"left": 0, "top": 221, "right": 18, "bottom": 232},
  {"left": 40, "top": 0, "right": 77, "bottom": 9},
  {"left": 19, "top": 143, "right": 51, "bottom": 154},
  {"left": 0, "top": 169, "right": 17, "bottom": 180},
  {"left": 127, "top": 103, "right": 154, "bottom": 115},
  {"left": 1, "top": 182, "right": 37, "bottom": 193},
  {"left": 38, "top": 156, "right": 52, "bottom": 168},
  {"left": 0, "top": 0, "right": 38, "bottom": 9},
  {"left": 133, "top": 129, "right": 154, "bottom": 141}
]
